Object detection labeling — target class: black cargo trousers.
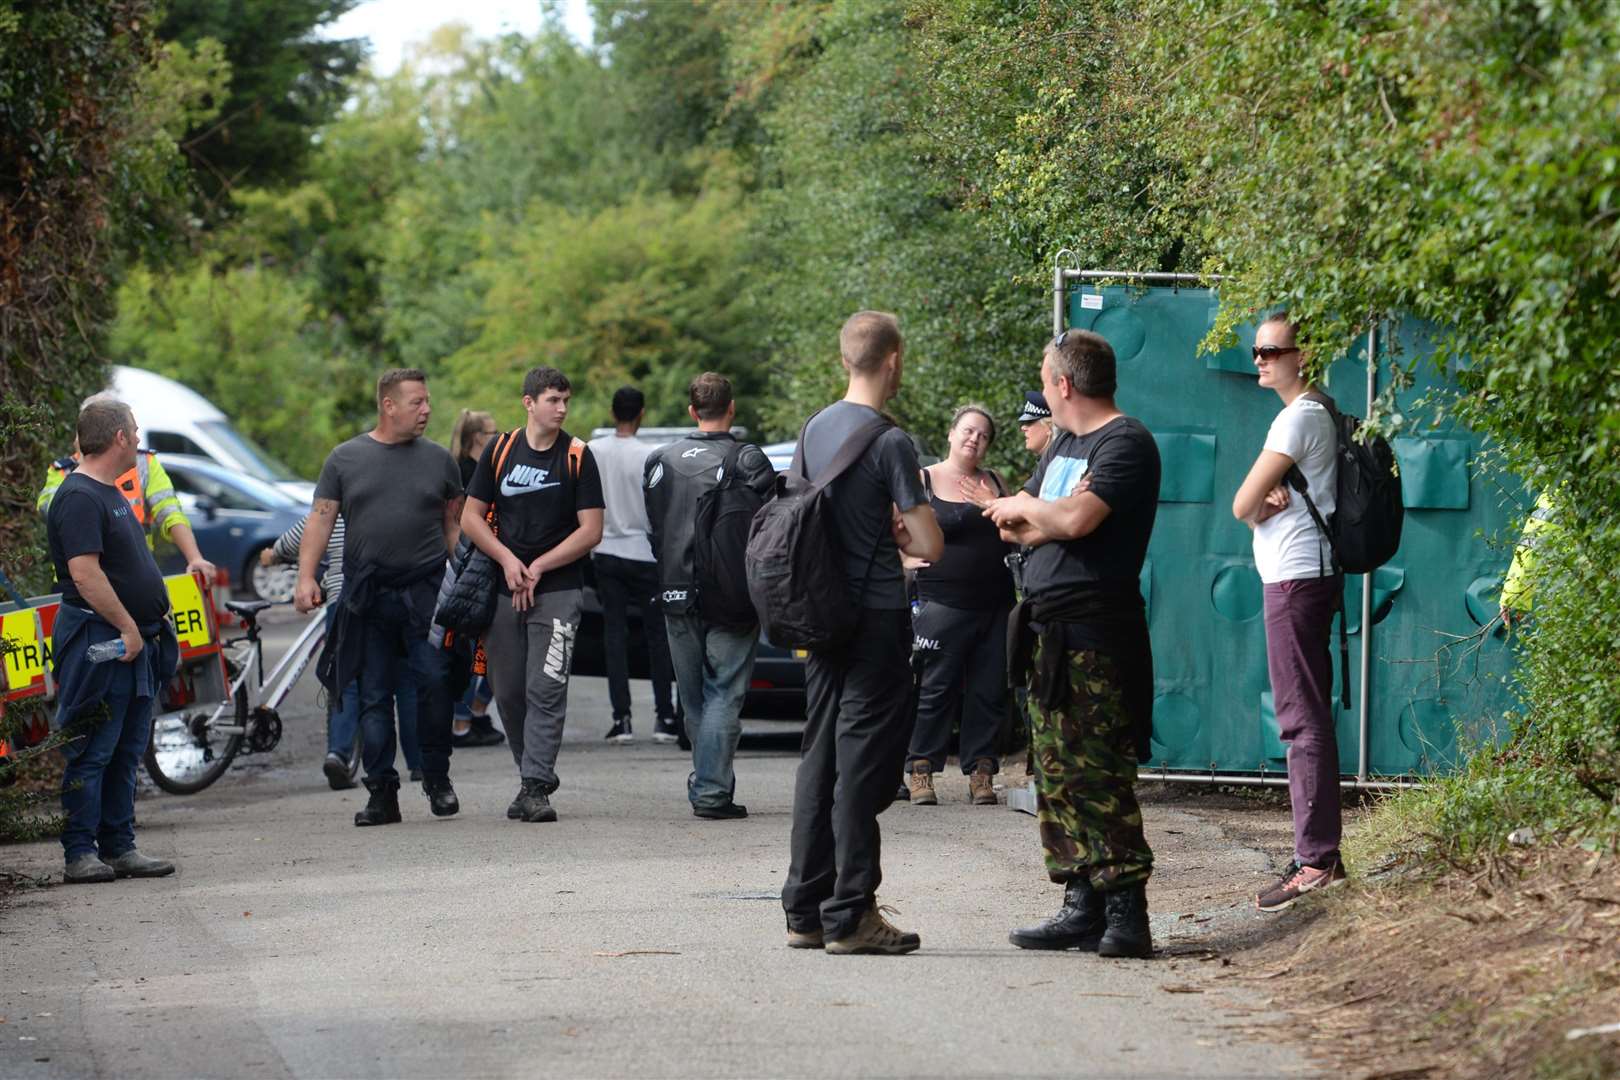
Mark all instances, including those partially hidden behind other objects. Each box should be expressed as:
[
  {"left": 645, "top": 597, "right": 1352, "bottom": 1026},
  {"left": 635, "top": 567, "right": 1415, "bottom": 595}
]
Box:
[{"left": 782, "top": 609, "right": 913, "bottom": 941}]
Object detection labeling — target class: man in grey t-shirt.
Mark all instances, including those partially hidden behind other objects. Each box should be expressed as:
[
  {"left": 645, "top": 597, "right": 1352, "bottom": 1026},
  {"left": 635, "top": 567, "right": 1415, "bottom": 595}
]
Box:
[{"left": 296, "top": 368, "right": 464, "bottom": 827}]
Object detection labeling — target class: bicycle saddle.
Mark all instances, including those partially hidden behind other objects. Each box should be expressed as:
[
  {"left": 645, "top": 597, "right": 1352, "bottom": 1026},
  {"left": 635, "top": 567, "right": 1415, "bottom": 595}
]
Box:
[{"left": 224, "top": 599, "right": 275, "bottom": 619}]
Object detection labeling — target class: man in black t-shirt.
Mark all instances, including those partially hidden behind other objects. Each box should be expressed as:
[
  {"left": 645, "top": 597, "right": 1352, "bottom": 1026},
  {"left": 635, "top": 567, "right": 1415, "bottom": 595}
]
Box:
[
  {"left": 461, "top": 366, "right": 605, "bottom": 823},
  {"left": 780, "top": 311, "right": 943, "bottom": 956},
  {"left": 45, "top": 400, "right": 180, "bottom": 884},
  {"left": 985, "top": 328, "right": 1160, "bottom": 960}
]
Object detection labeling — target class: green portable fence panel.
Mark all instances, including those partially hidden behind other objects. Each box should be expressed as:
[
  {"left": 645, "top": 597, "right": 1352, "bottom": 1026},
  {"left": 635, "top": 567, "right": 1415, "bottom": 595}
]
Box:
[{"left": 1062, "top": 282, "right": 1519, "bottom": 780}]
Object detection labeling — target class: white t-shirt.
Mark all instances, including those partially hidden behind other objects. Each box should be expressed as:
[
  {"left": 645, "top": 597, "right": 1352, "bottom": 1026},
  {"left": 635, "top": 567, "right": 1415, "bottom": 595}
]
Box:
[
  {"left": 588, "top": 433, "right": 655, "bottom": 562},
  {"left": 1252, "top": 397, "right": 1337, "bottom": 583}
]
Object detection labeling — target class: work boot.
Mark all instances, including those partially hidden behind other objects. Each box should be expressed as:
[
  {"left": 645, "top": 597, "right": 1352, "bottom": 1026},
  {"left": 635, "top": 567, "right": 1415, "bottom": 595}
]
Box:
[
  {"left": 824, "top": 904, "right": 921, "bottom": 956},
  {"left": 907, "top": 762, "right": 936, "bottom": 806},
  {"left": 422, "top": 775, "right": 460, "bottom": 818},
  {"left": 101, "top": 850, "right": 176, "bottom": 879},
  {"left": 63, "top": 854, "right": 115, "bottom": 884},
  {"left": 1008, "top": 879, "right": 1104, "bottom": 951},
  {"left": 354, "top": 777, "right": 402, "bottom": 827},
  {"left": 515, "top": 779, "right": 558, "bottom": 823},
  {"left": 786, "top": 925, "right": 825, "bottom": 950},
  {"left": 1096, "top": 883, "right": 1153, "bottom": 959},
  {"left": 968, "top": 760, "right": 997, "bottom": 805}
]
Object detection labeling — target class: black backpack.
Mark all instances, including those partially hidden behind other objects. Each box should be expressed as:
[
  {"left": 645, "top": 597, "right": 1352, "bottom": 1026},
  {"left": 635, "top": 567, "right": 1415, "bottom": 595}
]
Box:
[
  {"left": 1286, "top": 391, "right": 1404, "bottom": 576},
  {"left": 693, "top": 441, "right": 768, "bottom": 632},
  {"left": 745, "top": 412, "right": 892, "bottom": 651},
  {"left": 1285, "top": 391, "right": 1405, "bottom": 708}
]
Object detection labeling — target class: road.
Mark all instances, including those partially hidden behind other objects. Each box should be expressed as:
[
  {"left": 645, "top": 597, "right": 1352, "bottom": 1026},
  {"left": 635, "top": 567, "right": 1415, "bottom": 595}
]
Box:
[{"left": 0, "top": 614, "right": 1310, "bottom": 1079}]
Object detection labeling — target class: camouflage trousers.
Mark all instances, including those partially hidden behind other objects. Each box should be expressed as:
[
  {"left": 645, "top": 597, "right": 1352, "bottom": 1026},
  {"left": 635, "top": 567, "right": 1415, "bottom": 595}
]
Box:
[{"left": 1030, "top": 647, "right": 1153, "bottom": 890}]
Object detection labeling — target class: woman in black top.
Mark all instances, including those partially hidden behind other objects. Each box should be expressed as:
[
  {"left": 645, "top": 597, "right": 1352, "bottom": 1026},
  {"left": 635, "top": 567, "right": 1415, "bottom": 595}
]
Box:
[
  {"left": 447, "top": 408, "right": 503, "bottom": 747},
  {"left": 450, "top": 409, "right": 498, "bottom": 489},
  {"left": 904, "top": 404, "right": 1016, "bottom": 806}
]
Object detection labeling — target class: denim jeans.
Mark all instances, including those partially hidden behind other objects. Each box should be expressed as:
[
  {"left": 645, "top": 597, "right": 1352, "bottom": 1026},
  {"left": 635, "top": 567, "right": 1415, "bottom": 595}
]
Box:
[
  {"left": 59, "top": 662, "right": 154, "bottom": 862},
  {"left": 664, "top": 613, "right": 757, "bottom": 808},
  {"left": 356, "top": 601, "right": 450, "bottom": 783}
]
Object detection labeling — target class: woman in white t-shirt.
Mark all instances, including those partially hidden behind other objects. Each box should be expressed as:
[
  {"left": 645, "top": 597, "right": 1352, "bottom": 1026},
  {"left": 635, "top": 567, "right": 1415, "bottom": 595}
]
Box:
[{"left": 1231, "top": 312, "right": 1346, "bottom": 912}]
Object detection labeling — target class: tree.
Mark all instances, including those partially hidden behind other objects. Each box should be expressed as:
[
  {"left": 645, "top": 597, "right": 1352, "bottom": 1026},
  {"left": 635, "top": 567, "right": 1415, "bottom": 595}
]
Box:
[
  {"left": 158, "top": 0, "right": 364, "bottom": 204},
  {"left": 445, "top": 180, "right": 765, "bottom": 434},
  {"left": 0, "top": 0, "right": 189, "bottom": 582}
]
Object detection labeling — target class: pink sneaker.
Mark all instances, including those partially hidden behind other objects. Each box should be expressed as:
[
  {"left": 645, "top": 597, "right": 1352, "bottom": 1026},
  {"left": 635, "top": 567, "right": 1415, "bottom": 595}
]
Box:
[{"left": 1256, "top": 861, "right": 1346, "bottom": 912}]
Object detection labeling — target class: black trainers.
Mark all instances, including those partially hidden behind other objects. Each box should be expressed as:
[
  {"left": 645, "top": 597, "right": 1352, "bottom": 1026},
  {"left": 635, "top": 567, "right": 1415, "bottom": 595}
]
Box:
[
  {"left": 422, "top": 776, "right": 460, "bottom": 818},
  {"left": 652, "top": 716, "right": 681, "bottom": 745},
  {"left": 452, "top": 716, "right": 506, "bottom": 748},
  {"left": 354, "top": 777, "right": 402, "bottom": 827},
  {"left": 604, "top": 719, "right": 633, "bottom": 744},
  {"left": 322, "top": 751, "right": 356, "bottom": 791},
  {"left": 693, "top": 801, "right": 748, "bottom": 820},
  {"left": 515, "top": 779, "right": 558, "bottom": 823}
]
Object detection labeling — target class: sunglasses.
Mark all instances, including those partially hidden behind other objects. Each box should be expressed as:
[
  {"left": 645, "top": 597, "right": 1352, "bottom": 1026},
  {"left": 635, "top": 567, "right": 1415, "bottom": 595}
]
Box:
[{"left": 1251, "top": 345, "right": 1301, "bottom": 361}]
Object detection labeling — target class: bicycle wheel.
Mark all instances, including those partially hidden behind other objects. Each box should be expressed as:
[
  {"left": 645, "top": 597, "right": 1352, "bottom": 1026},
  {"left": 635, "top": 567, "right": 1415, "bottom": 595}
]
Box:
[{"left": 145, "top": 681, "right": 246, "bottom": 795}]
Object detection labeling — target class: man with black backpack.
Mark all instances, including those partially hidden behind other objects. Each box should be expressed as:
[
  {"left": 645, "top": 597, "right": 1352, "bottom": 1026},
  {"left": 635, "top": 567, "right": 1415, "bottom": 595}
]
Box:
[
  {"left": 772, "top": 311, "right": 943, "bottom": 955},
  {"left": 642, "top": 373, "right": 776, "bottom": 820}
]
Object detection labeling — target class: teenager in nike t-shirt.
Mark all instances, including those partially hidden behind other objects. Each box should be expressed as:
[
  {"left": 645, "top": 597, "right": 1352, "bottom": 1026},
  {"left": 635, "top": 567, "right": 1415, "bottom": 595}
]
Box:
[{"left": 461, "top": 366, "right": 605, "bottom": 824}]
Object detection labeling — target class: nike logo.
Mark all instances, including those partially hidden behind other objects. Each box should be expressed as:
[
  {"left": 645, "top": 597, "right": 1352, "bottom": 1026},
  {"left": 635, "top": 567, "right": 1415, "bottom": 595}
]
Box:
[{"left": 500, "top": 463, "right": 561, "bottom": 497}]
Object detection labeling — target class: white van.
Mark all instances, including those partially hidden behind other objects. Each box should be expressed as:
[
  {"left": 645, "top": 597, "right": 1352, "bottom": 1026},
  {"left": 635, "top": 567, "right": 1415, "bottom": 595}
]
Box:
[{"left": 110, "top": 366, "right": 315, "bottom": 502}]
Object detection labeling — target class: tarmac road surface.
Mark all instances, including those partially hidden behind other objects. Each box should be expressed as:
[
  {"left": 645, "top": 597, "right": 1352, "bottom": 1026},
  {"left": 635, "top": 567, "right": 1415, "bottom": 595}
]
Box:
[{"left": 0, "top": 614, "right": 1311, "bottom": 1079}]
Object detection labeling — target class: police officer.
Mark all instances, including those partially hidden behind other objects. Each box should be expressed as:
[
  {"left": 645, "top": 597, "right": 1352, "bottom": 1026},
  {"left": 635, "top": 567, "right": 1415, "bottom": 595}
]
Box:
[{"left": 986, "top": 330, "right": 1160, "bottom": 960}]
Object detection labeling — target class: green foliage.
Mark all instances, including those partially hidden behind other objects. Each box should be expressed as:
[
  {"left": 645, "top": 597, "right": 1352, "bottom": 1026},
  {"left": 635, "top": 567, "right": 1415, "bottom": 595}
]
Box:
[
  {"left": 0, "top": 0, "right": 173, "bottom": 575},
  {"left": 1133, "top": 0, "right": 1620, "bottom": 854},
  {"left": 110, "top": 263, "right": 369, "bottom": 477},
  {"left": 908, "top": 0, "right": 1198, "bottom": 277},
  {"left": 157, "top": 0, "right": 364, "bottom": 205},
  {"left": 736, "top": 0, "right": 1047, "bottom": 463},
  {"left": 446, "top": 178, "right": 763, "bottom": 434}
]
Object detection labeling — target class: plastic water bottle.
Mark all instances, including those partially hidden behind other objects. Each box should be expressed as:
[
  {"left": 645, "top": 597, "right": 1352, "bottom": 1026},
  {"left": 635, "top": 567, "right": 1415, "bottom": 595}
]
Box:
[{"left": 86, "top": 639, "right": 127, "bottom": 664}]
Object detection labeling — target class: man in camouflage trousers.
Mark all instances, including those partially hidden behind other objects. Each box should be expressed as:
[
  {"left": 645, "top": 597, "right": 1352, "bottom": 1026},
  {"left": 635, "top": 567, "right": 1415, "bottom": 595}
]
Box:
[
  {"left": 986, "top": 329, "right": 1160, "bottom": 959},
  {"left": 1030, "top": 648, "right": 1152, "bottom": 894}
]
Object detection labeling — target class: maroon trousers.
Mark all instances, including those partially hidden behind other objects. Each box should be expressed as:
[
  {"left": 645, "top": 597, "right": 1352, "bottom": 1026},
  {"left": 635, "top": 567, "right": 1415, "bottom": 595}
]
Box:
[{"left": 1262, "top": 576, "right": 1342, "bottom": 870}]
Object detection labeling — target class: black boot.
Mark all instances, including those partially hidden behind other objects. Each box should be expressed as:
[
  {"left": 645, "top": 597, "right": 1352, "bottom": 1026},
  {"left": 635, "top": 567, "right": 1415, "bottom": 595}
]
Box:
[
  {"left": 354, "top": 777, "right": 402, "bottom": 827},
  {"left": 1008, "top": 879, "right": 1105, "bottom": 951},
  {"left": 1097, "top": 883, "right": 1153, "bottom": 959},
  {"left": 423, "top": 775, "right": 460, "bottom": 818}
]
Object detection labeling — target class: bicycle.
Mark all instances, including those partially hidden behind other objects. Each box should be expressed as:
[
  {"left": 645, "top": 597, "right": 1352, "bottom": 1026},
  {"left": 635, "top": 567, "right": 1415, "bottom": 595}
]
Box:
[{"left": 143, "top": 599, "right": 358, "bottom": 794}]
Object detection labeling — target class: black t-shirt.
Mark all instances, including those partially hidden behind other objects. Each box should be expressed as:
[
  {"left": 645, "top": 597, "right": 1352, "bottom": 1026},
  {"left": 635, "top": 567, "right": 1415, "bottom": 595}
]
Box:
[
  {"left": 1021, "top": 416, "right": 1160, "bottom": 616},
  {"left": 47, "top": 471, "right": 171, "bottom": 625},
  {"left": 915, "top": 473, "right": 1014, "bottom": 610},
  {"left": 799, "top": 402, "right": 927, "bottom": 610},
  {"left": 467, "top": 427, "right": 606, "bottom": 594}
]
